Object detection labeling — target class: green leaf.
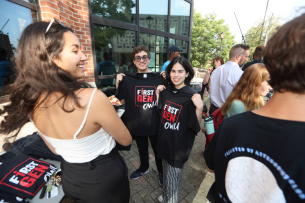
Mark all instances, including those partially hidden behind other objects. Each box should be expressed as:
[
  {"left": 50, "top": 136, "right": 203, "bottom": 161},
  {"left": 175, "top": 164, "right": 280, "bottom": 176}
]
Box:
[
  {"left": 46, "top": 183, "right": 52, "bottom": 192},
  {"left": 191, "top": 10, "right": 236, "bottom": 68}
]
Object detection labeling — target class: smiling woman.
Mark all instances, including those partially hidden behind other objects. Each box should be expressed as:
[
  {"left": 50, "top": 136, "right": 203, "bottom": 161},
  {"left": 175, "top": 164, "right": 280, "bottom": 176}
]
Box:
[
  {"left": 53, "top": 32, "right": 87, "bottom": 79},
  {"left": 0, "top": 21, "right": 132, "bottom": 202}
]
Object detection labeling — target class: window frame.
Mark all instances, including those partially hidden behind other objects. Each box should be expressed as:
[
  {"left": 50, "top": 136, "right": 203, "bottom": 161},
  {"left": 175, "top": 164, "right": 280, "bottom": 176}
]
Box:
[{"left": 88, "top": 0, "right": 193, "bottom": 87}]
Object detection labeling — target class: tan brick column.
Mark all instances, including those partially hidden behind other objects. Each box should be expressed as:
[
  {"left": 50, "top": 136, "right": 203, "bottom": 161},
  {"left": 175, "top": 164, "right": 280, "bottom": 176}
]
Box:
[{"left": 39, "top": 0, "right": 95, "bottom": 86}]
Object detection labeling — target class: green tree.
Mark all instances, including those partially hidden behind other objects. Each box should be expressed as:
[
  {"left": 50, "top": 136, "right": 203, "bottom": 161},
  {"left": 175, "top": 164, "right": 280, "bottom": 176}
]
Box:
[
  {"left": 191, "top": 10, "right": 235, "bottom": 69},
  {"left": 91, "top": 0, "right": 136, "bottom": 24},
  {"left": 244, "top": 14, "right": 282, "bottom": 57}
]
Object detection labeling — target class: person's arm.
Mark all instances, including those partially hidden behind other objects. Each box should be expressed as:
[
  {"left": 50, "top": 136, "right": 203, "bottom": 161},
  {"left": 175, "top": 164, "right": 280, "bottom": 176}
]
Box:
[
  {"left": 191, "top": 93, "right": 203, "bottom": 124},
  {"left": 207, "top": 165, "right": 214, "bottom": 173},
  {"left": 156, "top": 85, "right": 166, "bottom": 105},
  {"left": 116, "top": 73, "right": 125, "bottom": 89},
  {"left": 91, "top": 90, "right": 132, "bottom": 146},
  {"left": 202, "top": 68, "right": 212, "bottom": 85},
  {"left": 160, "top": 71, "right": 166, "bottom": 79}
]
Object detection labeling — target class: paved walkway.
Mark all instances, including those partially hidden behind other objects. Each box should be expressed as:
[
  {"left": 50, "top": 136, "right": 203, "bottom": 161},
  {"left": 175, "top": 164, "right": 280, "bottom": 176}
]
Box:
[{"left": 121, "top": 120, "right": 214, "bottom": 203}]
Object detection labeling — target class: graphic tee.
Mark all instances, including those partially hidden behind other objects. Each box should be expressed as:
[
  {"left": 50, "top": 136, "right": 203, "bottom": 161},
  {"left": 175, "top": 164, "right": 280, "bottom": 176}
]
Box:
[
  {"left": 0, "top": 152, "right": 57, "bottom": 199},
  {"left": 204, "top": 111, "right": 305, "bottom": 203},
  {"left": 156, "top": 85, "right": 200, "bottom": 168},
  {"left": 116, "top": 72, "right": 165, "bottom": 136}
]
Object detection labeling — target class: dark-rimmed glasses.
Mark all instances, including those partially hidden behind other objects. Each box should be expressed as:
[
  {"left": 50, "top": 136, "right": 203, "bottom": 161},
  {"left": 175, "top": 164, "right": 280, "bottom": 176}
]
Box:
[
  {"left": 45, "top": 18, "right": 67, "bottom": 33},
  {"left": 134, "top": 55, "right": 150, "bottom": 62}
]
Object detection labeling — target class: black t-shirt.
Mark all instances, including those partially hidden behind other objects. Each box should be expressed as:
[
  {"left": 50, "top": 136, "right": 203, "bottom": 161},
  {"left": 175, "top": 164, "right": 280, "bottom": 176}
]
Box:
[
  {"left": 156, "top": 85, "right": 200, "bottom": 168},
  {"left": 242, "top": 59, "right": 263, "bottom": 71},
  {"left": 0, "top": 152, "right": 58, "bottom": 199},
  {"left": 116, "top": 72, "right": 165, "bottom": 136},
  {"left": 204, "top": 111, "right": 305, "bottom": 203}
]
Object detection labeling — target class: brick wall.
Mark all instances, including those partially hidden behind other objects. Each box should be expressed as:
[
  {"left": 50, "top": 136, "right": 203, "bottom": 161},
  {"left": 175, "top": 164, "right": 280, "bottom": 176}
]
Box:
[{"left": 38, "top": 0, "right": 95, "bottom": 86}]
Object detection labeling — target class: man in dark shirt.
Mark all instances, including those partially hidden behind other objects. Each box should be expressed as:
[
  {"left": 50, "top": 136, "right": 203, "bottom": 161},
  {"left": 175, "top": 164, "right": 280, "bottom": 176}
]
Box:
[
  {"left": 242, "top": 45, "right": 265, "bottom": 71},
  {"left": 204, "top": 14, "right": 305, "bottom": 203},
  {"left": 116, "top": 45, "right": 165, "bottom": 185},
  {"left": 98, "top": 52, "right": 116, "bottom": 87}
]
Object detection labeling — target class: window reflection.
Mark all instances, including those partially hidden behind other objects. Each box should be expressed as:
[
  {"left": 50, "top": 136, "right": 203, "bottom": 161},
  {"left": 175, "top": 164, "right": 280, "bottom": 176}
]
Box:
[
  {"left": 23, "top": 0, "right": 36, "bottom": 5},
  {"left": 139, "top": 0, "right": 168, "bottom": 32},
  {"left": 139, "top": 34, "right": 167, "bottom": 72},
  {"left": 91, "top": 0, "right": 136, "bottom": 24},
  {"left": 0, "top": 0, "right": 37, "bottom": 97},
  {"left": 93, "top": 24, "right": 136, "bottom": 95},
  {"left": 169, "top": 38, "right": 188, "bottom": 59},
  {"left": 170, "top": 0, "right": 190, "bottom": 37}
]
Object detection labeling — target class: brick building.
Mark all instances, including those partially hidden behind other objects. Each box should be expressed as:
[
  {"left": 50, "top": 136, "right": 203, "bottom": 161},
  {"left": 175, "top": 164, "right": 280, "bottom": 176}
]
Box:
[{"left": 0, "top": 0, "right": 193, "bottom": 99}]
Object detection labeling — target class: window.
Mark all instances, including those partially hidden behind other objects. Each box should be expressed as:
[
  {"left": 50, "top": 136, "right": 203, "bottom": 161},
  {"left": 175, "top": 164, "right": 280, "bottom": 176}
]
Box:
[
  {"left": 91, "top": 0, "right": 136, "bottom": 24},
  {"left": 23, "top": 0, "right": 36, "bottom": 5},
  {"left": 170, "top": 0, "right": 190, "bottom": 37},
  {"left": 140, "top": 34, "right": 167, "bottom": 72},
  {"left": 139, "top": 0, "right": 168, "bottom": 32},
  {"left": 93, "top": 24, "right": 137, "bottom": 95},
  {"left": 0, "top": 0, "right": 37, "bottom": 97}
]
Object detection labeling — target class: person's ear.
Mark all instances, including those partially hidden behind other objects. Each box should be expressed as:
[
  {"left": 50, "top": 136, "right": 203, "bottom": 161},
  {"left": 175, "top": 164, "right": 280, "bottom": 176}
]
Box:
[
  {"left": 236, "top": 54, "right": 241, "bottom": 62},
  {"left": 53, "top": 57, "right": 62, "bottom": 69}
]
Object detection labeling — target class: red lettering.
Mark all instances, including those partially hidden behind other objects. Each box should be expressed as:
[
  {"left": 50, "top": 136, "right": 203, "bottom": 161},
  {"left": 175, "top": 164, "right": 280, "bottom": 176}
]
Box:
[
  {"left": 163, "top": 111, "right": 170, "bottom": 121},
  {"left": 137, "top": 95, "right": 142, "bottom": 102},
  {"left": 163, "top": 110, "right": 167, "bottom": 119},
  {"left": 28, "top": 170, "right": 43, "bottom": 179},
  {"left": 143, "top": 95, "right": 147, "bottom": 102},
  {"left": 147, "top": 96, "right": 153, "bottom": 102},
  {"left": 170, "top": 113, "right": 176, "bottom": 122},
  {"left": 34, "top": 165, "right": 49, "bottom": 173},
  {"left": 20, "top": 177, "right": 36, "bottom": 187}
]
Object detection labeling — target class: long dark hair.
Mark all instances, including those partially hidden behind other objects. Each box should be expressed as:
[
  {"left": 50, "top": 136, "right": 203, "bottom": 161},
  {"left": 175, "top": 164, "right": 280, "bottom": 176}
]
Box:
[
  {"left": 0, "top": 21, "right": 90, "bottom": 140},
  {"left": 165, "top": 56, "right": 194, "bottom": 87}
]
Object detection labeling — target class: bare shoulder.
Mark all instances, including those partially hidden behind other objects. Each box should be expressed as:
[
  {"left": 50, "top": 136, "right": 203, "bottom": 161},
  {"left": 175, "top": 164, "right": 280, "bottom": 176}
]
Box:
[{"left": 76, "top": 88, "right": 108, "bottom": 105}]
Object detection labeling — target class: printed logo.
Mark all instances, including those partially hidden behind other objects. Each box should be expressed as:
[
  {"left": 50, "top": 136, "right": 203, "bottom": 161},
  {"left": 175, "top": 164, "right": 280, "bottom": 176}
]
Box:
[
  {"left": 135, "top": 86, "right": 157, "bottom": 110},
  {"left": 0, "top": 158, "right": 57, "bottom": 197},
  {"left": 161, "top": 100, "right": 182, "bottom": 130}
]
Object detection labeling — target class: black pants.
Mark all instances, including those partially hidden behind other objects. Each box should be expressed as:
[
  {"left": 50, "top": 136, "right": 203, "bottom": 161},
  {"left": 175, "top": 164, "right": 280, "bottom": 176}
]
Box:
[
  {"left": 209, "top": 103, "right": 219, "bottom": 116},
  {"left": 61, "top": 148, "right": 130, "bottom": 203},
  {"left": 134, "top": 135, "right": 163, "bottom": 174}
]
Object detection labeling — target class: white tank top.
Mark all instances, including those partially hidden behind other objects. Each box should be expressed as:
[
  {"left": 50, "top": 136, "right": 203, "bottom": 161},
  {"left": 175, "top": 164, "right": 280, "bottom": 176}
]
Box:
[{"left": 31, "top": 88, "right": 116, "bottom": 163}]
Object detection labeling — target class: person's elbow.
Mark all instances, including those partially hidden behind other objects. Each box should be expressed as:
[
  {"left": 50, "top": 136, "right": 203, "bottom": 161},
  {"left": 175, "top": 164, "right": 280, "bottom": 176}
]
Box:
[
  {"left": 206, "top": 165, "right": 214, "bottom": 173},
  {"left": 119, "top": 133, "right": 132, "bottom": 146}
]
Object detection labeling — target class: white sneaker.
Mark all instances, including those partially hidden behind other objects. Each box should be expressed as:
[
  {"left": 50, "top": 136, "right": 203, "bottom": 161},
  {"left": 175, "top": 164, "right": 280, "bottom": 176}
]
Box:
[{"left": 158, "top": 195, "right": 163, "bottom": 202}]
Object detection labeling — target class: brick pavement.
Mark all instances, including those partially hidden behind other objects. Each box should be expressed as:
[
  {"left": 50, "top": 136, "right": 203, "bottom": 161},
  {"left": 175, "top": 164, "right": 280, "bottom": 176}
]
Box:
[
  {"left": 121, "top": 120, "right": 214, "bottom": 203},
  {"left": 61, "top": 120, "right": 214, "bottom": 203}
]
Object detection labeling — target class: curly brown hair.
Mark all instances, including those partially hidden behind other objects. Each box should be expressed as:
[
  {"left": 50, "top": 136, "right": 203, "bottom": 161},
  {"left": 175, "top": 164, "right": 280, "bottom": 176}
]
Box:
[
  {"left": 132, "top": 45, "right": 150, "bottom": 59},
  {"left": 263, "top": 13, "right": 305, "bottom": 93}
]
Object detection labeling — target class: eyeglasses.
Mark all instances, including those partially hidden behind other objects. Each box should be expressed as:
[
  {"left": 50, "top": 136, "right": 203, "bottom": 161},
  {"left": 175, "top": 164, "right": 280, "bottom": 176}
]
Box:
[
  {"left": 45, "top": 18, "right": 67, "bottom": 33},
  {"left": 134, "top": 55, "right": 150, "bottom": 62}
]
